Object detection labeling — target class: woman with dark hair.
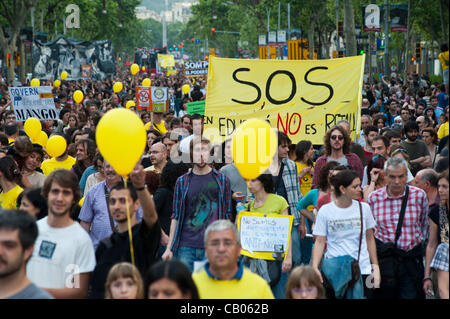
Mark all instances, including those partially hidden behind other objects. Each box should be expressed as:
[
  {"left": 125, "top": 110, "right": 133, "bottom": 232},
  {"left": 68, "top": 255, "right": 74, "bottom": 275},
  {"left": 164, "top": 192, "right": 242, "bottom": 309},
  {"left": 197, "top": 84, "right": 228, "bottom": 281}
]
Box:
[
  {"left": 424, "top": 169, "right": 449, "bottom": 299},
  {"left": 153, "top": 160, "right": 190, "bottom": 257},
  {"left": 17, "top": 187, "right": 48, "bottom": 220},
  {"left": 373, "top": 114, "right": 386, "bottom": 131},
  {"left": 424, "top": 107, "right": 438, "bottom": 127},
  {"left": 145, "top": 260, "right": 199, "bottom": 299},
  {"left": 363, "top": 155, "right": 387, "bottom": 202},
  {"left": 421, "top": 127, "right": 439, "bottom": 168},
  {"left": 312, "top": 170, "right": 380, "bottom": 299},
  {"left": 242, "top": 173, "right": 292, "bottom": 293},
  {"left": 0, "top": 156, "right": 23, "bottom": 209}
]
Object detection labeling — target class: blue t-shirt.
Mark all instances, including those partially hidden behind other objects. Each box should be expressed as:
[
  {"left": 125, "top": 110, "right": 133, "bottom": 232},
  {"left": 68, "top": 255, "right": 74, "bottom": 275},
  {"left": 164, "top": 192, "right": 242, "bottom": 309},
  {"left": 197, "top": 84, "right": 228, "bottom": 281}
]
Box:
[
  {"left": 180, "top": 171, "right": 219, "bottom": 249},
  {"left": 437, "top": 92, "right": 449, "bottom": 109}
]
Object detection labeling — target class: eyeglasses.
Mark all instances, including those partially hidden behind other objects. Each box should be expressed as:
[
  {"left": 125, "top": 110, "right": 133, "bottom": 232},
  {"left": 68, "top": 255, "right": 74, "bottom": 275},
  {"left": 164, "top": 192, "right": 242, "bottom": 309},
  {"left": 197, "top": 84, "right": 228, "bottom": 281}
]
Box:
[
  {"left": 291, "top": 287, "right": 318, "bottom": 295},
  {"left": 371, "top": 154, "right": 385, "bottom": 162},
  {"left": 207, "top": 239, "right": 236, "bottom": 248},
  {"left": 330, "top": 135, "right": 344, "bottom": 141},
  {"left": 416, "top": 121, "right": 423, "bottom": 124}
]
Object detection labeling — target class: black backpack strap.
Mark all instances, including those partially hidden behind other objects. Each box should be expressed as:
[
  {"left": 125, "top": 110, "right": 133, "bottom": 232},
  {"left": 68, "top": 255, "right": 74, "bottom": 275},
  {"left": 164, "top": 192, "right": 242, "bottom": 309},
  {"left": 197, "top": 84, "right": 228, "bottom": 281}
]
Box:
[{"left": 394, "top": 186, "right": 409, "bottom": 248}]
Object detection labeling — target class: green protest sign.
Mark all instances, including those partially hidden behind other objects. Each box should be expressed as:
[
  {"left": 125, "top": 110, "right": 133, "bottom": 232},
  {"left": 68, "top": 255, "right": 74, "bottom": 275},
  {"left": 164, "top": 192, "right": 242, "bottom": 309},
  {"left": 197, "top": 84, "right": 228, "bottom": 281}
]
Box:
[{"left": 187, "top": 100, "right": 205, "bottom": 115}]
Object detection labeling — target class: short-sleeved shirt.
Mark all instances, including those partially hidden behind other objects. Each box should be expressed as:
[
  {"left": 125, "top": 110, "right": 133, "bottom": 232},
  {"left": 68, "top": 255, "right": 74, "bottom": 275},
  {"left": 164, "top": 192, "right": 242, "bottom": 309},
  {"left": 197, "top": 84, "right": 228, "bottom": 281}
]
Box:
[
  {"left": 41, "top": 156, "right": 76, "bottom": 176},
  {"left": 0, "top": 185, "right": 23, "bottom": 209},
  {"left": 245, "top": 193, "right": 289, "bottom": 215},
  {"left": 26, "top": 218, "right": 96, "bottom": 289},
  {"left": 313, "top": 200, "right": 376, "bottom": 275},
  {"left": 180, "top": 171, "right": 219, "bottom": 248},
  {"left": 400, "top": 140, "right": 430, "bottom": 175}
]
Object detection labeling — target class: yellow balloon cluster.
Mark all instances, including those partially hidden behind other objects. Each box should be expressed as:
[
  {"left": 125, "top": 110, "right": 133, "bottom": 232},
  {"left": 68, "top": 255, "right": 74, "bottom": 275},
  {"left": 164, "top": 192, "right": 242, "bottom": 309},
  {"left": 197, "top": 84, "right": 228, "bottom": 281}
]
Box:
[
  {"left": 96, "top": 108, "right": 146, "bottom": 177},
  {"left": 113, "top": 82, "right": 123, "bottom": 93},
  {"left": 182, "top": 84, "right": 190, "bottom": 94},
  {"left": 30, "top": 78, "right": 40, "bottom": 87},
  {"left": 24, "top": 118, "right": 48, "bottom": 147},
  {"left": 73, "top": 90, "right": 84, "bottom": 104},
  {"left": 142, "top": 78, "right": 151, "bottom": 87},
  {"left": 61, "top": 71, "right": 68, "bottom": 80},
  {"left": 130, "top": 64, "right": 139, "bottom": 75},
  {"left": 54, "top": 79, "right": 61, "bottom": 88},
  {"left": 232, "top": 119, "right": 278, "bottom": 180},
  {"left": 46, "top": 135, "right": 67, "bottom": 158}
]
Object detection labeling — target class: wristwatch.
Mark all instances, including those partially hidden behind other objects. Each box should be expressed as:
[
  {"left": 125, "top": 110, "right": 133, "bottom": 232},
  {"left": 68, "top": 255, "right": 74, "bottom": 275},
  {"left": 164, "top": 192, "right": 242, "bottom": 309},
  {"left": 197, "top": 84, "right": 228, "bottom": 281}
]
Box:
[{"left": 135, "top": 185, "right": 147, "bottom": 191}]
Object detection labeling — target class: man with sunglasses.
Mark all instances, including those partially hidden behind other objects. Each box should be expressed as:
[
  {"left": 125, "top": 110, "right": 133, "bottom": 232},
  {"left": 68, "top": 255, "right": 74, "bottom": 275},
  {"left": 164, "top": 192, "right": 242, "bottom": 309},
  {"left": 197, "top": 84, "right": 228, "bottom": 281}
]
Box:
[{"left": 312, "top": 125, "right": 363, "bottom": 189}]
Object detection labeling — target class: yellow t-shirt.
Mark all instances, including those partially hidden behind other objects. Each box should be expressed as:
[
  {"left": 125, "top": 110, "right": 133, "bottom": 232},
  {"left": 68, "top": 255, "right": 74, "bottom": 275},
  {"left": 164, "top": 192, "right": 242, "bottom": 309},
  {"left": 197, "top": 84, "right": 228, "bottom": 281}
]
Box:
[
  {"left": 41, "top": 156, "right": 76, "bottom": 176},
  {"left": 0, "top": 185, "right": 23, "bottom": 209},
  {"left": 295, "top": 162, "right": 315, "bottom": 197},
  {"left": 439, "top": 51, "right": 449, "bottom": 71},
  {"left": 245, "top": 193, "right": 289, "bottom": 215},
  {"left": 438, "top": 121, "right": 449, "bottom": 139},
  {"left": 192, "top": 267, "right": 274, "bottom": 299}
]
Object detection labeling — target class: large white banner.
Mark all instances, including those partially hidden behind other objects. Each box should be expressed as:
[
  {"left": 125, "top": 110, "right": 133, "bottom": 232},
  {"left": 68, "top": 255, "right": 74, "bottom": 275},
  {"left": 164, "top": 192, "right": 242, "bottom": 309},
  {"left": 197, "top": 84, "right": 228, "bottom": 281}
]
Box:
[{"left": 8, "top": 86, "right": 58, "bottom": 121}]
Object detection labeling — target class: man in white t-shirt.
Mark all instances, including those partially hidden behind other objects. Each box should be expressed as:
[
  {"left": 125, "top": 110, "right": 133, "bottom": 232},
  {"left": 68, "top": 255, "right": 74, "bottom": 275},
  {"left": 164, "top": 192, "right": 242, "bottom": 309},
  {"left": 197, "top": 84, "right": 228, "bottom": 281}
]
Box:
[{"left": 26, "top": 169, "right": 96, "bottom": 299}]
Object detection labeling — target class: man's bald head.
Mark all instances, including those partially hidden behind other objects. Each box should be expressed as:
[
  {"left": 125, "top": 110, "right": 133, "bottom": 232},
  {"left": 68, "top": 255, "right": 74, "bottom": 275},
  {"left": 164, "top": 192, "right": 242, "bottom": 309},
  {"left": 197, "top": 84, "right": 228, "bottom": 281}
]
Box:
[{"left": 414, "top": 168, "right": 438, "bottom": 191}]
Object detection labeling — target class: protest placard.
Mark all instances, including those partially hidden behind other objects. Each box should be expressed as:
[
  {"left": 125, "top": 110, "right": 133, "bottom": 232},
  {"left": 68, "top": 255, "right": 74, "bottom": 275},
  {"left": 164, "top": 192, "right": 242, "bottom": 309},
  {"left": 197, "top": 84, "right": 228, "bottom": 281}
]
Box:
[
  {"left": 237, "top": 212, "right": 293, "bottom": 261},
  {"left": 8, "top": 86, "right": 58, "bottom": 121},
  {"left": 203, "top": 55, "right": 365, "bottom": 144},
  {"left": 187, "top": 100, "right": 205, "bottom": 115}
]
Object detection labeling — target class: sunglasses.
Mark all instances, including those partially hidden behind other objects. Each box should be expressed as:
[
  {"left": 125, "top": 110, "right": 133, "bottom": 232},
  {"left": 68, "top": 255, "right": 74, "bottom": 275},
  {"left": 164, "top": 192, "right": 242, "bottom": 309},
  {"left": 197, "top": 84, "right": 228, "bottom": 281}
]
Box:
[
  {"left": 330, "top": 135, "right": 344, "bottom": 141},
  {"left": 371, "top": 154, "right": 385, "bottom": 163}
]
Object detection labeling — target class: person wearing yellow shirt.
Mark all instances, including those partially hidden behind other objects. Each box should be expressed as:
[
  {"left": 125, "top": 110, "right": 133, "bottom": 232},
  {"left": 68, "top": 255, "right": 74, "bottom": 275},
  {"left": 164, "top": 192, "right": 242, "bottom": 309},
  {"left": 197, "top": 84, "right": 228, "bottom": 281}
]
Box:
[
  {"left": 438, "top": 43, "right": 449, "bottom": 94},
  {"left": 294, "top": 141, "right": 316, "bottom": 199},
  {"left": 41, "top": 147, "right": 76, "bottom": 176},
  {"left": 192, "top": 220, "right": 274, "bottom": 299},
  {"left": 437, "top": 106, "right": 449, "bottom": 139},
  {"left": 144, "top": 112, "right": 167, "bottom": 135},
  {"left": 0, "top": 156, "right": 23, "bottom": 209}
]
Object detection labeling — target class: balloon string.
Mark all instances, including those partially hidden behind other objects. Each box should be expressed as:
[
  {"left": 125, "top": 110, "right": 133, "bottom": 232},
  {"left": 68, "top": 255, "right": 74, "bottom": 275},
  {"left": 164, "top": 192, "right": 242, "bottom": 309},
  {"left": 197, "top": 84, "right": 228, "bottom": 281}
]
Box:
[{"left": 124, "top": 178, "right": 135, "bottom": 266}]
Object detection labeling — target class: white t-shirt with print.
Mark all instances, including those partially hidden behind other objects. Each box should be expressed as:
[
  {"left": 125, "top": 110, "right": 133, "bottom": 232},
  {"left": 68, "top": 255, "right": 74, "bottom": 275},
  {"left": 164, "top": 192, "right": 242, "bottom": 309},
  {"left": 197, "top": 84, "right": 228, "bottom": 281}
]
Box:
[
  {"left": 313, "top": 200, "right": 376, "bottom": 275},
  {"left": 27, "top": 217, "right": 96, "bottom": 289}
]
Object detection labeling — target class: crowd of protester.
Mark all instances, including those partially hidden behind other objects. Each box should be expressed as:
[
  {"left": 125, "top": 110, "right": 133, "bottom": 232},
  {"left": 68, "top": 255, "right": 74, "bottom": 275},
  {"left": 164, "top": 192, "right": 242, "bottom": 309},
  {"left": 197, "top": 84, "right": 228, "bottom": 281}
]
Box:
[{"left": 0, "top": 51, "right": 448, "bottom": 300}]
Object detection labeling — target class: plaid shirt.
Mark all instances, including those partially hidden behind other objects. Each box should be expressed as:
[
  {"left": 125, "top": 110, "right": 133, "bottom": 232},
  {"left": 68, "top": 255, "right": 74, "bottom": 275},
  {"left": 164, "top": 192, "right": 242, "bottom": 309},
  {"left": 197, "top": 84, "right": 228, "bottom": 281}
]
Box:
[
  {"left": 280, "top": 158, "right": 302, "bottom": 225},
  {"left": 311, "top": 153, "right": 364, "bottom": 189},
  {"left": 367, "top": 185, "right": 429, "bottom": 252},
  {"left": 170, "top": 168, "right": 232, "bottom": 251}
]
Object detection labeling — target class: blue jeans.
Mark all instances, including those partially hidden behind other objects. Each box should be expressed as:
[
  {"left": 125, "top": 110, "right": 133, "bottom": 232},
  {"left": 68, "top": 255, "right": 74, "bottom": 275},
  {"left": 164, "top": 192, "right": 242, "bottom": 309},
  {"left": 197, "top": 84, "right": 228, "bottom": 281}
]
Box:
[
  {"left": 174, "top": 246, "right": 206, "bottom": 273},
  {"left": 291, "top": 225, "right": 302, "bottom": 267},
  {"left": 300, "top": 219, "right": 313, "bottom": 265}
]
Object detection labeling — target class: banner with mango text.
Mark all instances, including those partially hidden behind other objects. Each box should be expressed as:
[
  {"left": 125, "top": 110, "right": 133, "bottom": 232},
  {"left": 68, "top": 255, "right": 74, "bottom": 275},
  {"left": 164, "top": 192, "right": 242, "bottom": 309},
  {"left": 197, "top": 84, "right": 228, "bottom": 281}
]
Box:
[{"left": 203, "top": 55, "right": 365, "bottom": 144}]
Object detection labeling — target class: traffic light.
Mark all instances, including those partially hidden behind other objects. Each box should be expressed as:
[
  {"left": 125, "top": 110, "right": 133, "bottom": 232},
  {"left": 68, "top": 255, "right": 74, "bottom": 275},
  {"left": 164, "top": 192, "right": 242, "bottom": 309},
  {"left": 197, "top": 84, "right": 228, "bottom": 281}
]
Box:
[
  {"left": 6, "top": 53, "right": 11, "bottom": 67},
  {"left": 259, "top": 46, "right": 267, "bottom": 59},
  {"left": 411, "top": 56, "right": 415, "bottom": 63},
  {"left": 415, "top": 42, "right": 421, "bottom": 60},
  {"left": 338, "top": 50, "right": 345, "bottom": 58},
  {"left": 337, "top": 21, "right": 344, "bottom": 37},
  {"left": 191, "top": 38, "right": 194, "bottom": 43},
  {"left": 360, "top": 49, "right": 364, "bottom": 55},
  {"left": 14, "top": 52, "right": 20, "bottom": 66},
  {"left": 211, "top": 27, "right": 215, "bottom": 35}
]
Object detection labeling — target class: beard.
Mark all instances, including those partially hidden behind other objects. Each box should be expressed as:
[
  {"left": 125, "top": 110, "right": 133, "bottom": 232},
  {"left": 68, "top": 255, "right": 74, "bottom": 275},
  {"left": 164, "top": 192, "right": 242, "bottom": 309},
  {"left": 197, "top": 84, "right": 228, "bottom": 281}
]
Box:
[
  {"left": 0, "top": 254, "right": 23, "bottom": 279},
  {"left": 407, "top": 134, "right": 417, "bottom": 142}
]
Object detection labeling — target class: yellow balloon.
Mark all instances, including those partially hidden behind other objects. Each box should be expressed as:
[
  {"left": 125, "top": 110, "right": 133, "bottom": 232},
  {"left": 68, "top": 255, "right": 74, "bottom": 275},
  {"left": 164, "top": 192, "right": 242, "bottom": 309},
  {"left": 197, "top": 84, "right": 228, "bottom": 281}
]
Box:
[
  {"left": 142, "top": 66, "right": 146, "bottom": 71},
  {"left": 182, "top": 84, "right": 190, "bottom": 94},
  {"left": 46, "top": 135, "right": 67, "bottom": 158},
  {"left": 96, "top": 108, "right": 147, "bottom": 177},
  {"left": 37, "top": 131, "right": 48, "bottom": 147},
  {"left": 232, "top": 119, "right": 278, "bottom": 180},
  {"left": 113, "top": 82, "right": 123, "bottom": 93},
  {"left": 73, "top": 90, "right": 84, "bottom": 104},
  {"left": 79, "top": 197, "right": 85, "bottom": 207},
  {"left": 130, "top": 64, "right": 139, "bottom": 75},
  {"left": 61, "top": 71, "right": 68, "bottom": 80},
  {"left": 126, "top": 100, "right": 135, "bottom": 109},
  {"left": 30, "top": 78, "right": 40, "bottom": 87},
  {"left": 24, "top": 117, "right": 41, "bottom": 140},
  {"left": 142, "top": 78, "right": 151, "bottom": 87},
  {"left": 54, "top": 79, "right": 61, "bottom": 88}
]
